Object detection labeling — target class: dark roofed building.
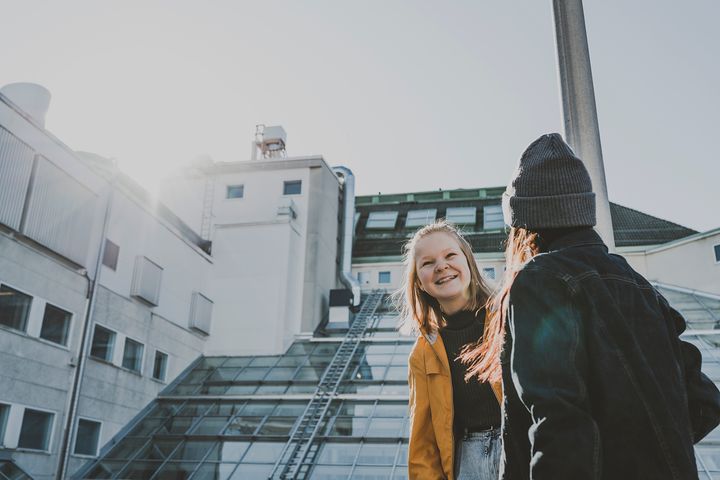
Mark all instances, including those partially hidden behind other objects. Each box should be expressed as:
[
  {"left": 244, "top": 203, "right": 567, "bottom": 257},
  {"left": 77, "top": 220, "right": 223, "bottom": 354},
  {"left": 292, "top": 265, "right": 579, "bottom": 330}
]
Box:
[{"left": 353, "top": 187, "right": 697, "bottom": 259}]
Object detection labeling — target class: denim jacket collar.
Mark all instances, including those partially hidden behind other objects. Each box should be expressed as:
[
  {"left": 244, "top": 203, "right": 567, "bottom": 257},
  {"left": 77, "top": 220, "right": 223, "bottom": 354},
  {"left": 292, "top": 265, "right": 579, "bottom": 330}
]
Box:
[{"left": 546, "top": 227, "right": 606, "bottom": 253}]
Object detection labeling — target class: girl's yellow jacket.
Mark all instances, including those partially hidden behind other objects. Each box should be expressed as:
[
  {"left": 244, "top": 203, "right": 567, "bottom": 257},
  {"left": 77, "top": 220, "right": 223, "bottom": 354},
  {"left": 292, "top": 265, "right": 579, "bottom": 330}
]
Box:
[{"left": 408, "top": 330, "right": 502, "bottom": 480}]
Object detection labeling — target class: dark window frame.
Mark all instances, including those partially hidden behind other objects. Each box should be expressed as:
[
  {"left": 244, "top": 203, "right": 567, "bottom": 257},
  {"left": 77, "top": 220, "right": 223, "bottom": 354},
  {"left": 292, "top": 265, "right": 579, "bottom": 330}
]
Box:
[
  {"left": 18, "top": 408, "right": 54, "bottom": 451},
  {"left": 283, "top": 180, "right": 302, "bottom": 196},
  {"left": 39, "top": 303, "right": 72, "bottom": 346},
  {"left": 153, "top": 350, "right": 168, "bottom": 382},
  {"left": 90, "top": 325, "right": 116, "bottom": 362},
  {"left": 74, "top": 417, "right": 102, "bottom": 457},
  {"left": 102, "top": 239, "right": 120, "bottom": 271},
  {"left": 0, "top": 284, "right": 33, "bottom": 333},
  {"left": 226, "top": 185, "right": 245, "bottom": 199},
  {"left": 122, "top": 337, "right": 145, "bottom": 374}
]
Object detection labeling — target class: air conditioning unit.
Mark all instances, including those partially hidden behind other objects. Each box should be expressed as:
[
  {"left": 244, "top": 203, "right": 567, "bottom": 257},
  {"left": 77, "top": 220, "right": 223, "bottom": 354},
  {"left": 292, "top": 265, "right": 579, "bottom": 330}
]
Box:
[
  {"left": 131, "top": 256, "right": 163, "bottom": 306},
  {"left": 189, "top": 292, "right": 214, "bottom": 335}
]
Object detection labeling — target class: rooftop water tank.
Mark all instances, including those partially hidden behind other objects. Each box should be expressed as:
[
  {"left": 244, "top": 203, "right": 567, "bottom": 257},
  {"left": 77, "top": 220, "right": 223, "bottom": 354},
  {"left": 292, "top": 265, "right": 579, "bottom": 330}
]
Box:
[{"left": 0, "top": 82, "right": 51, "bottom": 128}]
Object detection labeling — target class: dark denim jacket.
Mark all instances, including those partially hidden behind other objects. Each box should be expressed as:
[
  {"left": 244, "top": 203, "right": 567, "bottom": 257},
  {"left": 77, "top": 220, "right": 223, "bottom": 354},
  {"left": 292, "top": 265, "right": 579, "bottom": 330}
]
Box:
[{"left": 500, "top": 229, "right": 720, "bottom": 480}]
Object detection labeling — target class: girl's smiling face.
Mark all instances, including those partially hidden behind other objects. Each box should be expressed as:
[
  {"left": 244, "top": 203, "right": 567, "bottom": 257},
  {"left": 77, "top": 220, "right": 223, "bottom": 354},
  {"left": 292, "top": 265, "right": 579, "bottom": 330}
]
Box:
[{"left": 414, "top": 231, "right": 472, "bottom": 314}]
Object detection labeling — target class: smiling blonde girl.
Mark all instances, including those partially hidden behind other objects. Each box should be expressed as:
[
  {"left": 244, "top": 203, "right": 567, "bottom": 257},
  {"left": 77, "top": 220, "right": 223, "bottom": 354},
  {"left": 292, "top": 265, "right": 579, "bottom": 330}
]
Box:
[{"left": 399, "top": 220, "right": 502, "bottom": 480}]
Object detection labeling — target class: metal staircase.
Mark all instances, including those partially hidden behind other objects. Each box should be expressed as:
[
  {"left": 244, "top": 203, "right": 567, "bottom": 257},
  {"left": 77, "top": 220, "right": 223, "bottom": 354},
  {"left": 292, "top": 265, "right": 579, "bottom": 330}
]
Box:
[{"left": 268, "top": 289, "right": 386, "bottom": 480}]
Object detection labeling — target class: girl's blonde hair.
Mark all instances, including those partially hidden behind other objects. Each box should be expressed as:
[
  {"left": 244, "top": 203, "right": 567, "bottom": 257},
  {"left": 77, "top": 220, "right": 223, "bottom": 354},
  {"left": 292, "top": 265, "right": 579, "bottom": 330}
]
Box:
[
  {"left": 459, "top": 227, "right": 541, "bottom": 383},
  {"left": 396, "top": 220, "right": 492, "bottom": 336}
]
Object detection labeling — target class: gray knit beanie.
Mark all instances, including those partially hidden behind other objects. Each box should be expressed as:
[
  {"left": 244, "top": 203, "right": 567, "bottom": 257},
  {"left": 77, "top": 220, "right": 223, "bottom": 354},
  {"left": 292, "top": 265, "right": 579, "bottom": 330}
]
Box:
[{"left": 502, "top": 133, "right": 596, "bottom": 229}]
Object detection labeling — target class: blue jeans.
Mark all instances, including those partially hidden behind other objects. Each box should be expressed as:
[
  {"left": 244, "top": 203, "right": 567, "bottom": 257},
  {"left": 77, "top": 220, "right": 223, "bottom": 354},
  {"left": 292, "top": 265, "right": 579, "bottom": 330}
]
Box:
[{"left": 455, "top": 427, "right": 501, "bottom": 480}]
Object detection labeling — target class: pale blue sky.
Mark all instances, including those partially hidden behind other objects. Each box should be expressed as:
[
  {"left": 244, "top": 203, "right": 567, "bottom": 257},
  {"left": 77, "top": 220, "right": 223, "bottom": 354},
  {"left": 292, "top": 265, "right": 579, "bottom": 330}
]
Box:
[{"left": 1, "top": 1, "right": 717, "bottom": 231}]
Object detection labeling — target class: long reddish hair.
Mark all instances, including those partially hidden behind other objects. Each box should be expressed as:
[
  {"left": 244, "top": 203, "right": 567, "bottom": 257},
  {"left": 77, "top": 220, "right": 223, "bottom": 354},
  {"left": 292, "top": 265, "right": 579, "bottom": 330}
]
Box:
[
  {"left": 396, "top": 220, "right": 492, "bottom": 336},
  {"left": 459, "top": 227, "right": 541, "bottom": 383}
]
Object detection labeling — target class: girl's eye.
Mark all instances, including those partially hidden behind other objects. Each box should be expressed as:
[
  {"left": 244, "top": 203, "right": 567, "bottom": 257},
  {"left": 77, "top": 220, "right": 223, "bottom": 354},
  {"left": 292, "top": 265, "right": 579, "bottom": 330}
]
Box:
[
  {"left": 421, "top": 261, "right": 432, "bottom": 267},
  {"left": 446, "top": 252, "right": 457, "bottom": 258}
]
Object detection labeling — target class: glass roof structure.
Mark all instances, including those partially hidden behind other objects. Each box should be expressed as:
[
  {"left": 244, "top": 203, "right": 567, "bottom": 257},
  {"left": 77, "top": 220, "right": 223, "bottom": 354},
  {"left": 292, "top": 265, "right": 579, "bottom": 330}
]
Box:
[
  {"left": 0, "top": 461, "right": 33, "bottom": 480},
  {"left": 76, "top": 287, "right": 720, "bottom": 479}
]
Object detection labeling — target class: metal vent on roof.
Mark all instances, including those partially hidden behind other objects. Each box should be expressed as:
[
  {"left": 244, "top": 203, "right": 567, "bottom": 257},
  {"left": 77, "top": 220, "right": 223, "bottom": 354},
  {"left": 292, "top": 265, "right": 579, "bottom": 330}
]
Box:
[{"left": 0, "top": 126, "right": 34, "bottom": 230}]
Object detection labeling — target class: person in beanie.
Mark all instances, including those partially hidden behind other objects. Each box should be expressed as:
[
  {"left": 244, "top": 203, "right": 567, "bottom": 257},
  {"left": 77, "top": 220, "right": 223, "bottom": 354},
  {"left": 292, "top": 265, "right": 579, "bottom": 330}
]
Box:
[{"left": 461, "top": 133, "right": 720, "bottom": 479}]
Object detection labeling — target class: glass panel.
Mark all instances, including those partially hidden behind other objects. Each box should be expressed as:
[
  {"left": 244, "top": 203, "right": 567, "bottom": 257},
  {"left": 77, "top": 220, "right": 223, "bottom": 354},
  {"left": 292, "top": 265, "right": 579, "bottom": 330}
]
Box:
[
  {"left": 224, "top": 417, "right": 262, "bottom": 435},
  {"left": 39, "top": 303, "right": 72, "bottom": 346},
  {"left": 235, "top": 367, "right": 269, "bottom": 381},
  {"left": 241, "top": 403, "right": 276, "bottom": 416},
  {"left": 216, "top": 441, "right": 250, "bottom": 462},
  {"left": 104, "top": 437, "right": 149, "bottom": 460},
  {"left": 118, "top": 461, "right": 163, "bottom": 479},
  {"left": 283, "top": 180, "right": 302, "bottom": 195},
  {"left": 192, "top": 417, "right": 231, "bottom": 435},
  {"left": 90, "top": 325, "right": 115, "bottom": 362},
  {"left": 135, "top": 438, "right": 182, "bottom": 461},
  {"left": 483, "top": 205, "right": 504, "bottom": 229},
  {"left": 242, "top": 442, "right": 284, "bottom": 463},
  {"left": 229, "top": 464, "right": 273, "bottom": 479},
  {"left": 18, "top": 408, "right": 53, "bottom": 450},
  {"left": 257, "top": 416, "right": 296, "bottom": 435},
  {"left": 86, "top": 461, "right": 127, "bottom": 479},
  {"left": 309, "top": 465, "right": 352, "bottom": 480},
  {"left": 122, "top": 338, "right": 144, "bottom": 372},
  {"left": 74, "top": 418, "right": 101, "bottom": 456},
  {"left": 152, "top": 462, "right": 198, "bottom": 480},
  {"left": 446, "top": 206, "right": 476, "bottom": 224},
  {"left": 265, "top": 367, "right": 296, "bottom": 381},
  {"left": 352, "top": 465, "right": 394, "bottom": 479},
  {"left": 405, "top": 209, "right": 436, "bottom": 227},
  {"left": 378, "top": 272, "right": 391, "bottom": 284},
  {"left": 327, "top": 417, "right": 368, "bottom": 437},
  {"left": 192, "top": 463, "right": 237, "bottom": 480},
  {"left": 385, "top": 366, "right": 407, "bottom": 381},
  {"left": 206, "top": 403, "right": 245, "bottom": 417},
  {"left": 226, "top": 185, "right": 244, "bottom": 199},
  {"left": 153, "top": 351, "right": 168, "bottom": 381},
  {"left": 366, "top": 211, "right": 398, "bottom": 229},
  {"left": 356, "top": 443, "right": 397, "bottom": 465},
  {"left": 366, "top": 418, "right": 404, "bottom": 437},
  {"left": 316, "top": 443, "right": 359, "bottom": 464},
  {"left": 0, "top": 404, "right": 9, "bottom": 446},
  {"left": 170, "top": 441, "right": 218, "bottom": 461},
  {"left": 0, "top": 284, "right": 32, "bottom": 332}
]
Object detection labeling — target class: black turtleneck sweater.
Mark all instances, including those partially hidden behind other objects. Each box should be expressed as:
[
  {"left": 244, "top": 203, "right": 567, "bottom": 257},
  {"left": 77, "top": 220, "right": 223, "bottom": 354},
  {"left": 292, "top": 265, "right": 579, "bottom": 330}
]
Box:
[{"left": 439, "top": 309, "right": 501, "bottom": 435}]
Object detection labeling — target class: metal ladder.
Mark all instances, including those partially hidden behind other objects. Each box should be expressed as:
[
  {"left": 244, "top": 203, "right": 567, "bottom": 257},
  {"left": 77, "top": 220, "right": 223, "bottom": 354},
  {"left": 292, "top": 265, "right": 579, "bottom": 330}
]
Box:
[
  {"left": 268, "top": 289, "right": 386, "bottom": 480},
  {"left": 199, "top": 176, "right": 215, "bottom": 241}
]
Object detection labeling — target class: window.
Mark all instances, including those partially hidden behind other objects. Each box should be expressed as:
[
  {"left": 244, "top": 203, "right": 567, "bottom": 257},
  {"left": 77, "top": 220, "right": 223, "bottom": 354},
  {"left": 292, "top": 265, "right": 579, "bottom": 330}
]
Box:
[
  {"left": 226, "top": 185, "right": 244, "bottom": 199},
  {"left": 405, "top": 209, "right": 437, "bottom": 228},
  {"left": 366, "top": 211, "right": 398, "bottom": 229},
  {"left": 0, "top": 284, "right": 32, "bottom": 332},
  {"left": 74, "top": 418, "right": 101, "bottom": 456},
  {"left": 90, "top": 325, "right": 116, "bottom": 362},
  {"left": 482, "top": 267, "right": 496, "bottom": 280},
  {"left": 122, "top": 338, "right": 144, "bottom": 373},
  {"left": 0, "top": 403, "right": 9, "bottom": 446},
  {"left": 153, "top": 351, "right": 168, "bottom": 382},
  {"left": 378, "top": 271, "right": 391, "bottom": 284},
  {"left": 715, "top": 244, "right": 720, "bottom": 263},
  {"left": 18, "top": 408, "right": 53, "bottom": 451},
  {"left": 39, "top": 304, "right": 72, "bottom": 346},
  {"left": 102, "top": 239, "right": 120, "bottom": 271},
  {"left": 483, "top": 205, "right": 504, "bottom": 230},
  {"left": 446, "top": 207, "right": 477, "bottom": 225},
  {"left": 283, "top": 180, "right": 302, "bottom": 195}
]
